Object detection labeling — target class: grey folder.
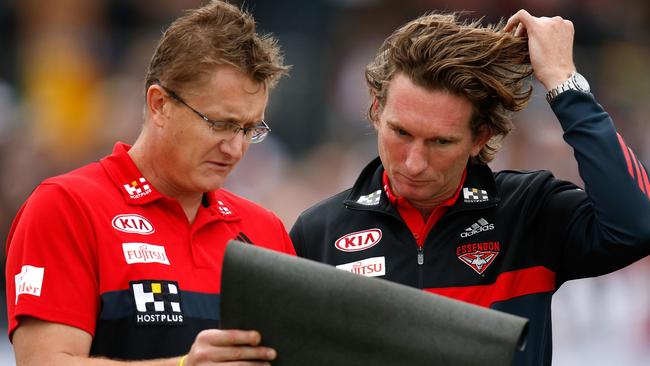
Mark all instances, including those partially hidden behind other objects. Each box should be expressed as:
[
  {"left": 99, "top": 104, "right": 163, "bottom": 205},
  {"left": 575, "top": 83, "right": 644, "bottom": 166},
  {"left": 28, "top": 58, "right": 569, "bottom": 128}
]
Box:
[{"left": 220, "top": 241, "right": 528, "bottom": 366}]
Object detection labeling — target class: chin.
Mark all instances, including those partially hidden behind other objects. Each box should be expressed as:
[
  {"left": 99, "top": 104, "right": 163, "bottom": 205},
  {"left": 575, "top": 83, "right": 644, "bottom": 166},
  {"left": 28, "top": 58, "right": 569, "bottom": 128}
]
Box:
[
  {"left": 400, "top": 187, "right": 437, "bottom": 202},
  {"left": 195, "top": 176, "right": 226, "bottom": 192}
]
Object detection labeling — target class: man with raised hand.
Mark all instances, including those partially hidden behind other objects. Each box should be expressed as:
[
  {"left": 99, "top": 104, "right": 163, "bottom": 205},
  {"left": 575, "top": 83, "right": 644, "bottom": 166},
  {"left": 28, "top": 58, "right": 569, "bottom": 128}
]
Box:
[{"left": 291, "top": 10, "right": 650, "bottom": 365}]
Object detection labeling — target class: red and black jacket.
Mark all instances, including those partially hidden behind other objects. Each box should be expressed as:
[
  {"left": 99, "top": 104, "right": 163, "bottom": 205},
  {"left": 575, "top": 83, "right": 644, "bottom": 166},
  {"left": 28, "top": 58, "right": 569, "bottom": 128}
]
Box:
[{"left": 290, "top": 91, "right": 650, "bottom": 366}]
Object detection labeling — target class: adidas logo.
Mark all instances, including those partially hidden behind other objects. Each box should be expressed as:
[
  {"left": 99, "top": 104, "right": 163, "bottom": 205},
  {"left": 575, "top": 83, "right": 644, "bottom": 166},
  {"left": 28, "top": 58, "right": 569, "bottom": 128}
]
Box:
[
  {"left": 235, "top": 232, "right": 254, "bottom": 244},
  {"left": 460, "top": 218, "right": 494, "bottom": 238}
]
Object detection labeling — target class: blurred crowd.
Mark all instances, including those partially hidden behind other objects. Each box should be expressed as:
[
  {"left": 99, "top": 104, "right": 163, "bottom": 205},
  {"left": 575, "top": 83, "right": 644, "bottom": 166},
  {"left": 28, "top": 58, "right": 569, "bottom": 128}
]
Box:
[{"left": 1, "top": 0, "right": 649, "bottom": 364}]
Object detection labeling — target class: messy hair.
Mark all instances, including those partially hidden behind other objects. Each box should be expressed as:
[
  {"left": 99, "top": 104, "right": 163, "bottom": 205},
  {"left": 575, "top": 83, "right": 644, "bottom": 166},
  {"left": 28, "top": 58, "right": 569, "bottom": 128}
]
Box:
[
  {"left": 366, "top": 12, "right": 532, "bottom": 164},
  {"left": 144, "top": 0, "right": 289, "bottom": 95}
]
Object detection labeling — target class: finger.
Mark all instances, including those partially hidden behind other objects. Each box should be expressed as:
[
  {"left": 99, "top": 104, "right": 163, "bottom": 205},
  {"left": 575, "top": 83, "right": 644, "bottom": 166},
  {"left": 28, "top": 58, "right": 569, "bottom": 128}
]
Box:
[
  {"left": 202, "top": 345, "right": 276, "bottom": 362},
  {"left": 199, "top": 329, "right": 263, "bottom": 347},
  {"left": 514, "top": 23, "right": 527, "bottom": 37},
  {"left": 504, "top": 9, "right": 525, "bottom": 32},
  {"left": 504, "top": 9, "right": 532, "bottom": 32}
]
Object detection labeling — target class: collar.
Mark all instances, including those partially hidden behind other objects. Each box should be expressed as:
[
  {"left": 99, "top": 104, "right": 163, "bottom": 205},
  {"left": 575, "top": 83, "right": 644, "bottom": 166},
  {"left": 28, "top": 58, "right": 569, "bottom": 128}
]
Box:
[
  {"left": 381, "top": 169, "right": 465, "bottom": 212},
  {"left": 99, "top": 142, "right": 241, "bottom": 221},
  {"left": 344, "top": 157, "right": 499, "bottom": 214},
  {"left": 100, "top": 142, "right": 165, "bottom": 205}
]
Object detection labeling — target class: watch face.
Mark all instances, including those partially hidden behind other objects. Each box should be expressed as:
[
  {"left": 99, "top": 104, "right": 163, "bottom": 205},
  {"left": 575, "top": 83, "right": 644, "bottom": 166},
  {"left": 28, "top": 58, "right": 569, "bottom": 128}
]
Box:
[{"left": 572, "top": 72, "right": 590, "bottom": 92}]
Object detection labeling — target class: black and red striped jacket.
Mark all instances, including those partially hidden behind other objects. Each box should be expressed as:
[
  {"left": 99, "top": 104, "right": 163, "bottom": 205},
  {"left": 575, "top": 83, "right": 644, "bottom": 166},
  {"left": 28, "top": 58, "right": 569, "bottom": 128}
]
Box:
[{"left": 290, "top": 91, "right": 650, "bottom": 366}]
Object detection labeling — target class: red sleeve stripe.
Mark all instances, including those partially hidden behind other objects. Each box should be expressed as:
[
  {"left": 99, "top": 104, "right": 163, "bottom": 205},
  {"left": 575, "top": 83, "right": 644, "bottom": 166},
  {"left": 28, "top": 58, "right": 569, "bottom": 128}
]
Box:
[
  {"left": 629, "top": 148, "right": 646, "bottom": 194},
  {"left": 424, "top": 266, "right": 556, "bottom": 308},
  {"left": 617, "top": 133, "right": 634, "bottom": 177},
  {"left": 640, "top": 164, "right": 650, "bottom": 199}
]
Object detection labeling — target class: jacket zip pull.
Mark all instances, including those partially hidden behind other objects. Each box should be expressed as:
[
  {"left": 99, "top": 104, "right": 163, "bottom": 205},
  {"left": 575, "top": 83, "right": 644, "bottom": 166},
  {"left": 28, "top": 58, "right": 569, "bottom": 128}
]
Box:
[{"left": 417, "top": 245, "right": 424, "bottom": 265}]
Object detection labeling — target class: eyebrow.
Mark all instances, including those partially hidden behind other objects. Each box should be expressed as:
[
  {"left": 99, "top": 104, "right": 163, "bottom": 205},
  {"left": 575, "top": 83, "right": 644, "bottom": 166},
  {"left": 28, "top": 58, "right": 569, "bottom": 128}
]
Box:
[
  {"left": 220, "top": 116, "right": 265, "bottom": 127},
  {"left": 386, "top": 120, "right": 461, "bottom": 141}
]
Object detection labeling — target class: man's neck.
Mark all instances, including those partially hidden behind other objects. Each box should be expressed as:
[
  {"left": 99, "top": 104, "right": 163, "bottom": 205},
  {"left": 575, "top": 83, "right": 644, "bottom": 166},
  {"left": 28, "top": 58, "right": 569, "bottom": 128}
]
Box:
[{"left": 128, "top": 139, "right": 203, "bottom": 224}]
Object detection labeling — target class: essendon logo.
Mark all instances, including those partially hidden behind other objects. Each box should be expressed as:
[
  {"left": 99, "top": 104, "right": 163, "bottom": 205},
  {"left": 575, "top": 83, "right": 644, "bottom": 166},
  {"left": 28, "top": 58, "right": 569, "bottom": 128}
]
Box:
[
  {"left": 457, "top": 241, "right": 500, "bottom": 275},
  {"left": 335, "top": 229, "right": 382, "bottom": 252},
  {"left": 112, "top": 214, "right": 155, "bottom": 235}
]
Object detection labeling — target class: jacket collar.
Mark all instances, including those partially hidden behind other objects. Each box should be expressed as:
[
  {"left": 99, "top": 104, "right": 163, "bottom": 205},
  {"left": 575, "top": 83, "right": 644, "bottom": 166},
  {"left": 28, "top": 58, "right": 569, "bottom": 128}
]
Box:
[{"left": 344, "top": 157, "right": 499, "bottom": 214}]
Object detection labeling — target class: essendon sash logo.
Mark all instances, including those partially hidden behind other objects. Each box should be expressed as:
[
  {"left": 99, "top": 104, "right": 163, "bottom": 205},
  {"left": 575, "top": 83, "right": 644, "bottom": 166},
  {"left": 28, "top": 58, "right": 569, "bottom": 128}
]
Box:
[
  {"left": 335, "top": 229, "right": 382, "bottom": 252},
  {"left": 456, "top": 241, "right": 500, "bottom": 275}
]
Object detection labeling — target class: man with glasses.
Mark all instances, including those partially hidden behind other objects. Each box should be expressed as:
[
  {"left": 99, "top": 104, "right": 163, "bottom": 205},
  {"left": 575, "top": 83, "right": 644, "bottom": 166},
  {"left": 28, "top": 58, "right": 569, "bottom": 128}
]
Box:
[{"left": 6, "top": 1, "right": 293, "bottom": 365}]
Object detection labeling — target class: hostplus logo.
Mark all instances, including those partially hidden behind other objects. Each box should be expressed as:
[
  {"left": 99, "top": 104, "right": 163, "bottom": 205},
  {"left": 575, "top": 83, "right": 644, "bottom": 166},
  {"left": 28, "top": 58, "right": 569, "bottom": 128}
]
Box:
[
  {"left": 130, "top": 280, "right": 183, "bottom": 325},
  {"left": 460, "top": 218, "right": 495, "bottom": 238},
  {"left": 463, "top": 187, "right": 488, "bottom": 203},
  {"left": 123, "top": 177, "right": 152, "bottom": 199}
]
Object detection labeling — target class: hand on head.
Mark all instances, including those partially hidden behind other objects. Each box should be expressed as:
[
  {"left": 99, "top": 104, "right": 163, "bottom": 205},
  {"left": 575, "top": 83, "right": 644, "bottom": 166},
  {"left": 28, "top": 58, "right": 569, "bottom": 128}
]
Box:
[{"left": 504, "top": 9, "right": 576, "bottom": 90}]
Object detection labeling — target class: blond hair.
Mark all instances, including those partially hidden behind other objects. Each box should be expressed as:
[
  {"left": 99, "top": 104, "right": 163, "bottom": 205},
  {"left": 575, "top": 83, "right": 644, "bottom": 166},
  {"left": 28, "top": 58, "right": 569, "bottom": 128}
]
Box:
[{"left": 144, "top": 0, "right": 288, "bottom": 95}]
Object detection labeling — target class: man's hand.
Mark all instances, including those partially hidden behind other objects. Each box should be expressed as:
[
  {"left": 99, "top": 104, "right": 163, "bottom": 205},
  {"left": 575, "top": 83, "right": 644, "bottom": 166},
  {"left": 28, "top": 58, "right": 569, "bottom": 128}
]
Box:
[
  {"left": 183, "top": 329, "right": 276, "bottom": 366},
  {"left": 13, "top": 317, "right": 276, "bottom": 366},
  {"left": 504, "top": 9, "right": 576, "bottom": 91}
]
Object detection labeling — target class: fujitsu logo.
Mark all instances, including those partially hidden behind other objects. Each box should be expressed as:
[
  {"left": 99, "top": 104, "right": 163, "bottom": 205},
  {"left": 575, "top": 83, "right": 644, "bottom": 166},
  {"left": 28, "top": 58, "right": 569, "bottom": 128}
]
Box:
[
  {"left": 112, "top": 214, "right": 155, "bottom": 235},
  {"left": 122, "top": 243, "right": 170, "bottom": 265},
  {"left": 460, "top": 218, "right": 494, "bottom": 238},
  {"left": 335, "top": 229, "right": 382, "bottom": 252},
  {"left": 336, "top": 257, "right": 386, "bottom": 277}
]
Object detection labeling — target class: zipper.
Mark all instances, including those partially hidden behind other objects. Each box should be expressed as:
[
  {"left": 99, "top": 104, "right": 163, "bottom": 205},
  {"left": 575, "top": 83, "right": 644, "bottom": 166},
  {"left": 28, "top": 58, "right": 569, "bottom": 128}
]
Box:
[{"left": 417, "top": 245, "right": 424, "bottom": 288}]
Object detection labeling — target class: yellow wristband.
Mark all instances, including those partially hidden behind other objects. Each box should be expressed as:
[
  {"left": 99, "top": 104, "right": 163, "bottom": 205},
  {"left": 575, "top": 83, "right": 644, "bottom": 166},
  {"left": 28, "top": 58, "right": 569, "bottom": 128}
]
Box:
[{"left": 177, "top": 355, "right": 188, "bottom": 366}]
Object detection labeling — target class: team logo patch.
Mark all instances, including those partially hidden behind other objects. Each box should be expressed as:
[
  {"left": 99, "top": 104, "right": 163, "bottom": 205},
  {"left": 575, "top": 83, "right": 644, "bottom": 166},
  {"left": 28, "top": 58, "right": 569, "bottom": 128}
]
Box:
[
  {"left": 112, "top": 214, "right": 155, "bottom": 235},
  {"left": 460, "top": 218, "right": 495, "bottom": 238},
  {"left": 335, "top": 229, "right": 382, "bottom": 252},
  {"left": 123, "top": 177, "right": 152, "bottom": 199},
  {"left": 336, "top": 256, "right": 386, "bottom": 277},
  {"left": 356, "top": 190, "right": 382, "bottom": 206},
  {"left": 217, "top": 200, "right": 232, "bottom": 216},
  {"left": 463, "top": 187, "right": 489, "bottom": 203},
  {"left": 14, "top": 265, "right": 45, "bottom": 304},
  {"left": 456, "top": 241, "right": 500, "bottom": 275},
  {"left": 122, "top": 243, "right": 170, "bottom": 265},
  {"left": 130, "top": 280, "right": 183, "bottom": 325}
]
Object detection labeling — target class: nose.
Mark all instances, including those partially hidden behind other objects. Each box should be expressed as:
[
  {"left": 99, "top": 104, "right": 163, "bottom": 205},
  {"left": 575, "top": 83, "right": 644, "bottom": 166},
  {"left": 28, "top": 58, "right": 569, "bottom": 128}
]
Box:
[
  {"left": 218, "top": 130, "right": 246, "bottom": 160},
  {"left": 404, "top": 142, "right": 428, "bottom": 176}
]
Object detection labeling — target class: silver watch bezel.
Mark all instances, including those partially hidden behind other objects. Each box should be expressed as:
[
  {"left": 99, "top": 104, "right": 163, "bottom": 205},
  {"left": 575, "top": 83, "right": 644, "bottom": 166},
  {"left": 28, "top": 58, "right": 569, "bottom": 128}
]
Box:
[
  {"left": 571, "top": 72, "right": 590, "bottom": 93},
  {"left": 545, "top": 71, "right": 591, "bottom": 103}
]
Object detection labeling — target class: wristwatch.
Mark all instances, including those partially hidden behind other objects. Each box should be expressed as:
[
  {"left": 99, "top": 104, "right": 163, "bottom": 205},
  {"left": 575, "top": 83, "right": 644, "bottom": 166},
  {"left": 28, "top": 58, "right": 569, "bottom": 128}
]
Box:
[{"left": 545, "top": 71, "right": 590, "bottom": 103}]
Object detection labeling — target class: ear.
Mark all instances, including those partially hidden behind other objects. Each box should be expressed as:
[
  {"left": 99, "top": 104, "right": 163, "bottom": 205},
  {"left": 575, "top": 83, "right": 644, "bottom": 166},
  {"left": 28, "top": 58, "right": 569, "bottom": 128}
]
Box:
[
  {"left": 470, "top": 125, "right": 493, "bottom": 157},
  {"left": 370, "top": 97, "right": 381, "bottom": 130},
  {"left": 145, "top": 84, "right": 169, "bottom": 127}
]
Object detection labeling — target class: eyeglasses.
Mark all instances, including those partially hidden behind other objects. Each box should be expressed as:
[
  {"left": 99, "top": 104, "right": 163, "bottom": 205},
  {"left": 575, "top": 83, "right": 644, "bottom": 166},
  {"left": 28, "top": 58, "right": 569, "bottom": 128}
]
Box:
[{"left": 158, "top": 84, "right": 271, "bottom": 144}]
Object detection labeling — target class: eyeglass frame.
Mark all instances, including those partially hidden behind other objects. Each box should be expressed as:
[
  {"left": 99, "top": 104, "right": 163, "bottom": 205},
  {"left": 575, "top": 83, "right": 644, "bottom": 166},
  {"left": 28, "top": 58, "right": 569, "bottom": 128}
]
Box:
[{"left": 155, "top": 82, "right": 271, "bottom": 144}]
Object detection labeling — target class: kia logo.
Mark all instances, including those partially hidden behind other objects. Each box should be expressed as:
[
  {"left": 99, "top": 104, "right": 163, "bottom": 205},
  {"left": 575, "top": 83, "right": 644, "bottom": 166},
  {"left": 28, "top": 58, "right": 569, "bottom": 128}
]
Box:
[
  {"left": 335, "top": 229, "right": 382, "bottom": 252},
  {"left": 112, "top": 214, "right": 155, "bottom": 235}
]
